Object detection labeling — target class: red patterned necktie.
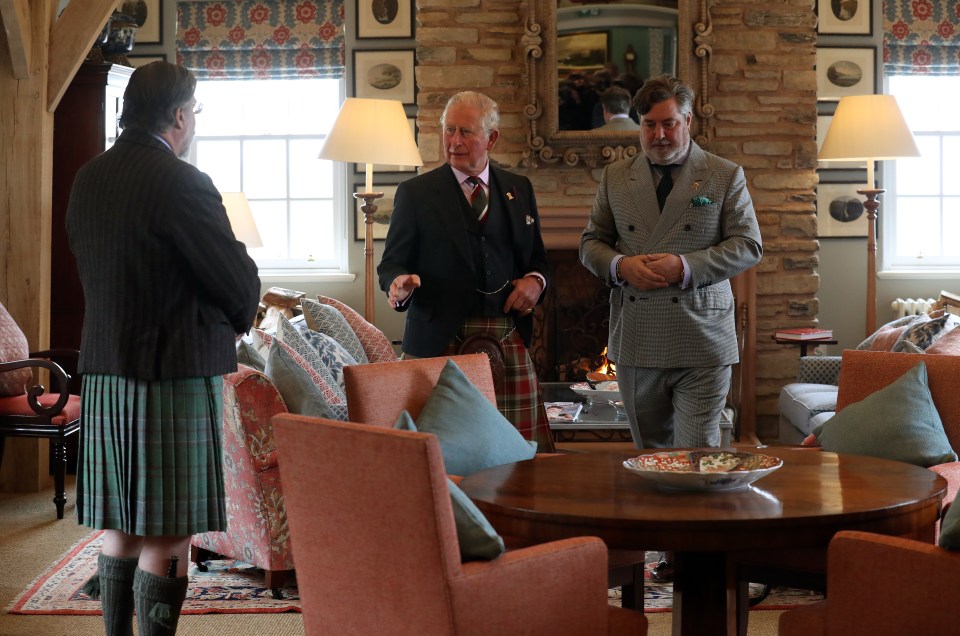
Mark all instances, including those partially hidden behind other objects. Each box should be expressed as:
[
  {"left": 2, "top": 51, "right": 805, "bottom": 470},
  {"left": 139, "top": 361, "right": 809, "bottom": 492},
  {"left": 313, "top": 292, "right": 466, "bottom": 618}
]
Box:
[{"left": 467, "top": 176, "right": 488, "bottom": 221}]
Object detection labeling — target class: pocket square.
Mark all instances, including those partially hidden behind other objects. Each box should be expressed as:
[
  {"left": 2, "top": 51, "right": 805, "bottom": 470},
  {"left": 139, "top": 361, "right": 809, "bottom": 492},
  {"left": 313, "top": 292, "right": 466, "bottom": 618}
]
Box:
[{"left": 525, "top": 215, "right": 535, "bottom": 225}]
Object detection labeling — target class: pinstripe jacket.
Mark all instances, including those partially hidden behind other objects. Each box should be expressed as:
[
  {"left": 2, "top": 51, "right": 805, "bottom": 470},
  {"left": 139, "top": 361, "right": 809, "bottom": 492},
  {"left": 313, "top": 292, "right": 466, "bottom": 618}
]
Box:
[
  {"left": 66, "top": 129, "right": 261, "bottom": 380},
  {"left": 579, "top": 141, "right": 762, "bottom": 368}
]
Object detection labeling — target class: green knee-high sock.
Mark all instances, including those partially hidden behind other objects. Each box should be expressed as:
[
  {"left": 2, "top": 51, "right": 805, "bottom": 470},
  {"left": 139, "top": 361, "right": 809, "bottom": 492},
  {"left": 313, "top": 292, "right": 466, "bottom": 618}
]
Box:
[
  {"left": 95, "top": 554, "right": 139, "bottom": 636},
  {"left": 132, "top": 568, "right": 189, "bottom": 636}
]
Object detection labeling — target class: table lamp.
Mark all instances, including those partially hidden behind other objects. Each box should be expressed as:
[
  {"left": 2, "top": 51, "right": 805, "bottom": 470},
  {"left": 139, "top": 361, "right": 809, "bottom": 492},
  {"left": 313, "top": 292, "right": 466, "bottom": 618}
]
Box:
[
  {"left": 818, "top": 94, "right": 920, "bottom": 336},
  {"left": 318, "top": 98, "right": 423, "bottom": 323},
  {"left": 220, "top": 191, "right": 263, "bottom": 248}
]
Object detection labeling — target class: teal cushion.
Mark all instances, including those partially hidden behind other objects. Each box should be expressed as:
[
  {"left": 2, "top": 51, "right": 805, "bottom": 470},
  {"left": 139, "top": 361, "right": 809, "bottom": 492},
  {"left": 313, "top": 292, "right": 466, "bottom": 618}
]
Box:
[
  {"left": 939, "top": 500, "right": 960, "bottom": 550},
  {"left": 263, "top": 340, "right": 335, "bottom": 419},
  {"left": 448, "top": 477, "right": 505, "bottom": 561},
  {"left": 394, "top": 410, "right": 505, "bottom": 561},
  {"left": 413, "top": 359, "right": 536, "bottom": 476},
  {"left": 813, "top": 361, "right": 957, "bottom": 467}
]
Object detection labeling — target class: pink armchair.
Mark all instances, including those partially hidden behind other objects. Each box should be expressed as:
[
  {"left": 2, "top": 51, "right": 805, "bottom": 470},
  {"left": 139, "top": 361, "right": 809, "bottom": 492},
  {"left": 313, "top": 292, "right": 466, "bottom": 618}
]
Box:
[
  {"left": 274, "top": 414, "right": 647, "bottom": 635},
  {"left": 779, "top": 530, "right": 960, "bottom": 635},
  {"left": 190, "top": 365, "right": 293, "bottom": 597}
]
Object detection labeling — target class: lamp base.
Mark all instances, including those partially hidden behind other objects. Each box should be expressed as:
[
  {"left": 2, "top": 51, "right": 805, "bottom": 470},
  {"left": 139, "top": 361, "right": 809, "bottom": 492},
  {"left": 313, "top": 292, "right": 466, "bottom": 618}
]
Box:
[{"left": 353, "top": 192, "right": 384, "bottom": 323}]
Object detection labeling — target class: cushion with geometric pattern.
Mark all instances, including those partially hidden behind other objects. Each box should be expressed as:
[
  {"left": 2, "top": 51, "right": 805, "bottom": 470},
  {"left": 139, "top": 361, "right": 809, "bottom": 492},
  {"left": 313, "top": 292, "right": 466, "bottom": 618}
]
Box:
[
  {"left": 300, "top": 298, "right": 368, "bottom": 364},
  {"left": 317, "top": 295, "right": 397, "bottom": 364}
]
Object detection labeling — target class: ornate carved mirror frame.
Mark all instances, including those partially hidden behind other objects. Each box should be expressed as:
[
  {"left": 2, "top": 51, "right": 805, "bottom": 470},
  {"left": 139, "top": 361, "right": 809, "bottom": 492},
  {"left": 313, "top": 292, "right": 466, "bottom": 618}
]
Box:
[{"left": 523, "top": 0, "right": 715, "bottom": 167}]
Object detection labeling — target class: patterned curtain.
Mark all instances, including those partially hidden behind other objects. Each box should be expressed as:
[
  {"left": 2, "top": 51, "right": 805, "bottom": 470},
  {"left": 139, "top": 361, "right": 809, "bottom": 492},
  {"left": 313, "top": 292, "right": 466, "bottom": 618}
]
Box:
[
  {"left": 176, "top": 0, "right": 344, "bottom": 80},
  {"left": 884, "top": 0, "right": 960, "bottom": 75}
]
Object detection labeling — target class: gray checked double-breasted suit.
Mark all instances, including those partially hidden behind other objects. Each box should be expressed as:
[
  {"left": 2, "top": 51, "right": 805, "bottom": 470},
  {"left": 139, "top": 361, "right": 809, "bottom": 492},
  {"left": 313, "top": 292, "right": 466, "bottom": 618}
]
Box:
[{"left": 579, "top": 141, "right": 762, "bottom": 371}]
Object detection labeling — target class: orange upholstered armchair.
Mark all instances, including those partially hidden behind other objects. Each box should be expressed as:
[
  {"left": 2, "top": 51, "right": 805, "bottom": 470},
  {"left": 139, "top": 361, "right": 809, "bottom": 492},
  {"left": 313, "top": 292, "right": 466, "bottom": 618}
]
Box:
[
  {"left": 274, "top": 414, "right": 647, "bottom": 635},
  {"left": 779, "top": 530, "right": 960, "bottom": 635}
]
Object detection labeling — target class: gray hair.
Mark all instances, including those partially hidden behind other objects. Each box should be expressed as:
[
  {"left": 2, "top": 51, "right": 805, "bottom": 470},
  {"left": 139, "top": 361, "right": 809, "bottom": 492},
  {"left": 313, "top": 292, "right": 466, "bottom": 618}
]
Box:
[
  {"left": 600, "top": 86, "right": 632, "bottom": 116},
  {"left": 441, "top": 91, "right": 500, "bottom": 135},
  {"left": 119, "top": 61, "right": 197, "bottom": 134},
  {"left": 633, "top": 74, "right": 694, "bottom": 118}
]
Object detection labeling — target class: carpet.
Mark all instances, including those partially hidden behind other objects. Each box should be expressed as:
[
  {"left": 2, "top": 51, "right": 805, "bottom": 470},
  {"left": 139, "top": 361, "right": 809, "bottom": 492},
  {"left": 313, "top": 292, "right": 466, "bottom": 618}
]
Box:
[
  {"left": 6, "top": 532, "right": 300, "bottom": 615},
  {"left": 8, "top": 532, "right": 822, "bottom": 616}
]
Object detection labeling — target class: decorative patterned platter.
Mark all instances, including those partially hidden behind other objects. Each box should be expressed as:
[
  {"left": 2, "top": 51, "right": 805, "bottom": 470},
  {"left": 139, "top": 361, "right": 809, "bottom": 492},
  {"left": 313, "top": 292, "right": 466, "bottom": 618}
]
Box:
[
  {"left": 622, "top": 451, "right": 783, "bottom": 492},
  {"left": 571, "top": 380, "right": 621, "bottom": 402}
]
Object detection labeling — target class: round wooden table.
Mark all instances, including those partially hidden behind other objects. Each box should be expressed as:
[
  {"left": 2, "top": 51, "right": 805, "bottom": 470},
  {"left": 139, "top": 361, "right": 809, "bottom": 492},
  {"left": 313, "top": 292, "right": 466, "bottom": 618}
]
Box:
[{"left": 459, "top": 448, "right": 947, "bottom": 636}]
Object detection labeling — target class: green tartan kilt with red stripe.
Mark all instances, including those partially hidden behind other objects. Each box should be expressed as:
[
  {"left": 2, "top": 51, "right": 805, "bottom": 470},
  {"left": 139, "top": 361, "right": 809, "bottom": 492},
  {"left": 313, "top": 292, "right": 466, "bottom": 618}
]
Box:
[{"left": 76, "top": 374, "right": 227, "bottom": 536}]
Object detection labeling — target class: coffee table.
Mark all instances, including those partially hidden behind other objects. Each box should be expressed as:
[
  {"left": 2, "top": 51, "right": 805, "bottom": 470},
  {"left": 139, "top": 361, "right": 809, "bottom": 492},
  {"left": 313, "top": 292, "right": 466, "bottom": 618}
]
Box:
[{"left": 459, "top": 448, "right": 946, "bottom": 636}]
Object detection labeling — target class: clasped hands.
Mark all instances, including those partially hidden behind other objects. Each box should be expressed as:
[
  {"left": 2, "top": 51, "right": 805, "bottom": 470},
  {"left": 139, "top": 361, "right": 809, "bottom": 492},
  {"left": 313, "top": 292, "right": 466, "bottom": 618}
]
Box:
[
  {"left": 389, "top": 273, "right": 541, "bottom": 315},
  {"left": 619, "top": 253, "right": 683, "bottom": 290}
]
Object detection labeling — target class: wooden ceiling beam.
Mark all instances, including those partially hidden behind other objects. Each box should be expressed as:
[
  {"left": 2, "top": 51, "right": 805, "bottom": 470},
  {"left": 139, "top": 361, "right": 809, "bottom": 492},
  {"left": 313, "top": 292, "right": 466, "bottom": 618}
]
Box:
[
  {"left": 47, "top": 0, "right": 116, "bottom": 112},
  {"left": 0, "top": 0, "right": 31, "bottom": 79}
]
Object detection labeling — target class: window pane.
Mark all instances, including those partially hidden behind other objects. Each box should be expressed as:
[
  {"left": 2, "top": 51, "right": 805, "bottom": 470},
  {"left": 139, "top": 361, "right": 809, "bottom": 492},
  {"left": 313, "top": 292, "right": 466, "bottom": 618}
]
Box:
[
  {"left": 895, "top": 137, "right": 939, "bottom": 196},
  {"left": 945, "top": 198, "right": 960, "bottom": 257},
  {"left": 289, "top": 200, "right": 334, "bottom": 262},
  {"left": 248, "top": 200, "right": 290, "bottom": 260},
  {"left": 944, "top": 137, "right": 960, "bottom": 196},
  {"left": 889, "top": 76, "right": 960, "bottom": 132},
  {"left": 289, "top": 140, "right": 329, "bottom": 199},
  {"left": 894, "top": 197, "right": 941, "bottom": 259},
  {"left": 195, "top": 140, "right": 241, "bottom": 191},
  {"left": 243, "top": 140, "right": 288, "bottom": 199}
]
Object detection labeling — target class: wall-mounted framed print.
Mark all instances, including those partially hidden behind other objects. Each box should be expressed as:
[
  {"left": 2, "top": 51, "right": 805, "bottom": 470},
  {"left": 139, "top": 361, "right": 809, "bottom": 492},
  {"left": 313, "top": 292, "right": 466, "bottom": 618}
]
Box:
[
  {"left": 816, "top": 47, "right": 875, "bottom": 101},
  {"left": 126, "top": 0, "right": 162, "bottom": 45},
  {"left": 557, "top": 31, "right": 609, "bottom": 76},
  {"left": 354, "top": 118, "right": 417, "bottom": 174},
  {"left": 127, "top": 54, "right": 167, "bottom": 68},
  {"left": 354, "top": 185, "right": 398, "bottom": 241},
  {"left": 353, "top": 50, "right": 416, "bottom": 105},
  {"left": 817, "top": 0, "right": 872, "bottom": 35},
  {"left": 817, "top": 115, "right": 868, "bottom": 169},
  {"left": 817, "top": 182, "right": 868, "bottom": 237},
  {"left": 357, "top": 0, "right": 414, "bottom": 39}
]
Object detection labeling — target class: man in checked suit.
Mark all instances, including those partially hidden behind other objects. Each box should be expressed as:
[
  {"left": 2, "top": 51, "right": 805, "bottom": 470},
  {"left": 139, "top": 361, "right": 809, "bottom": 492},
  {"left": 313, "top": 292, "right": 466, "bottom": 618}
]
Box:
[
  {"left": 580, "top": 74, "right": 762, "bottom": 450},
  {"left": 378, "top": 91, "right": 552, "bottom": 445}
]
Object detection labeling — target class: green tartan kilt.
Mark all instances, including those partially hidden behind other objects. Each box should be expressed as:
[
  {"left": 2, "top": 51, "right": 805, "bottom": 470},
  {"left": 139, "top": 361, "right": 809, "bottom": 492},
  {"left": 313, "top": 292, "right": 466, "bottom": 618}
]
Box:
[{"left": 77, "top": 374, "right": 227, "bottom": 536}]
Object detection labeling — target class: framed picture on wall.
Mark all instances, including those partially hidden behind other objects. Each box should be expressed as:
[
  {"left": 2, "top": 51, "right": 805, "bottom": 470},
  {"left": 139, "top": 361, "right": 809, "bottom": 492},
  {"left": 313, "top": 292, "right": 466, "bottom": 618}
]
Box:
[
  {"left": 354, "top": 185, "right": 398, "bottom": 241},
  {"left": 129, "top": 0, "right": 162, "bottom": 45},
  {"left": 557, "top": 31, "right": 609, "bottom": 76},
  {"left": 817, "top": 182, "right": 868, "bottom": 237},
  {"left": 816, "top": 47, "right": 875, "bottom": 100},
  {"left": 357, "top": 0, "right": 414, "bottom": 39},
  {"left": 353, "top": 50, "right": 416, "bottom": 105},
  {"left": 817, "top": 0, "right": 872, "bottom": 35},
  {"left": 127, "top": 54, "right": 167, "bottom": 68},
  {"left": 817, "top": 115, "right": 868, "bottom": 169}
]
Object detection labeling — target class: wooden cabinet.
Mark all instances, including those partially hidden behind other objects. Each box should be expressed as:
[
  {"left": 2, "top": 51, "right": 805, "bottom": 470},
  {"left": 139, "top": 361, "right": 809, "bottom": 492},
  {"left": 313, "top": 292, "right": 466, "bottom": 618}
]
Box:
[{"left": 51, "top": 62, "right": 132, "bottom": 350}]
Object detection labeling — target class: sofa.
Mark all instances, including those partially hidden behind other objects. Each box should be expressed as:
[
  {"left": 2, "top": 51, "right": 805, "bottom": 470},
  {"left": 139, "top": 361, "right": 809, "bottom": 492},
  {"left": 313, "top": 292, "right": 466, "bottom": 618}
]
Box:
[{"left": 779, "top": 306, "right": 960, "bottom": 444}]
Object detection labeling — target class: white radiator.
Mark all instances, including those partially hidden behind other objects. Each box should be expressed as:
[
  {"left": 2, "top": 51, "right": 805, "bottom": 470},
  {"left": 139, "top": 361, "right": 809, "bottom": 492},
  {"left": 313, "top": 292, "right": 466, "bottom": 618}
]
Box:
[{"left": 890, "top": 297, "right": 937, "bottom": 318}]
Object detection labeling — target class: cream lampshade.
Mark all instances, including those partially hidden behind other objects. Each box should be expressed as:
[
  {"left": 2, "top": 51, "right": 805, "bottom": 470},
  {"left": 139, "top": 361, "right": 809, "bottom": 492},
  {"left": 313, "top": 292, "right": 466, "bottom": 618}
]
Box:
[
  {"left": 318, "top": 98, "right": 423, "bottom": 322},
  {"left": 818, "top": 94, "right": 921, "bottom": 336},
  {"left": 220, "top": 191, "right": 263, "bottom": 248}
]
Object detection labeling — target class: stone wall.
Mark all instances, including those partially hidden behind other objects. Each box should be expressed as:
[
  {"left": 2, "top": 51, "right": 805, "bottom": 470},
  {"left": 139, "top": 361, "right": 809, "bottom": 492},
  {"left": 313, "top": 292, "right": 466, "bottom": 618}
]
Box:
[{"left": 414, "top": 0, "right": 819, "bottom": 441}]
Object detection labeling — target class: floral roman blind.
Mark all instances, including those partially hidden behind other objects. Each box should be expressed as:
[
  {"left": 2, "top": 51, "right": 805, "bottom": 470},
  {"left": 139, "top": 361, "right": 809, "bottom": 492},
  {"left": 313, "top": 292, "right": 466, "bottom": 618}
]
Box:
[
  {"left": 176, "top": 0, "right": 344, "bottom": 80},
  {"left": 884, "top": 0, "right": 960, "bottom": 75}
]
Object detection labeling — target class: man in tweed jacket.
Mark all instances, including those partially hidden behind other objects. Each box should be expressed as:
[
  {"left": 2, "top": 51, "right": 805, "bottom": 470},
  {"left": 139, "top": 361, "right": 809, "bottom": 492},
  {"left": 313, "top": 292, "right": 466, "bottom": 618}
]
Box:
[{"left": 580, "top": 74, "right": 762, "bottom": 451}]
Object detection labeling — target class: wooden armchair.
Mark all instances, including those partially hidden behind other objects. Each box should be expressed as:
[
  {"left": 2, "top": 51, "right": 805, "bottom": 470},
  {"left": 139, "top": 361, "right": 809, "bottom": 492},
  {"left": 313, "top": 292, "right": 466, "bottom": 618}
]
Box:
[
  {"left": 274, "top": 414, "right": 647, "bottom": 635},
  {"left": 779, "top": 530, "right": 960, "bottom": 635},
  {"left": 0, "top": 300, "right": 81, "bottom": 519}
]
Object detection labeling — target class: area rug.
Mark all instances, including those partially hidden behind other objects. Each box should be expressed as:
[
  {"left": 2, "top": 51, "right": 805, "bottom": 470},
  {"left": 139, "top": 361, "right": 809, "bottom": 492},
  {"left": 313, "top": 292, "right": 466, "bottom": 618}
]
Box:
[
  {"left": 7, "top": 531, "right": 300, "bottom": 615},
  {"left": 8, "top": 532, "right": 822, "bottom": 616}
]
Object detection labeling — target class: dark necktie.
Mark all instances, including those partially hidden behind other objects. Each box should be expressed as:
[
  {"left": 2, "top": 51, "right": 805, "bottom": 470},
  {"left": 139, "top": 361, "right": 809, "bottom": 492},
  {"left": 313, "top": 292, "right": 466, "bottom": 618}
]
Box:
[
  {"left": 656, "top": 165, "right": 674, "bottom": 211},
  {"left": 467, "top": 176, "right": 488, "bottom": 221}
]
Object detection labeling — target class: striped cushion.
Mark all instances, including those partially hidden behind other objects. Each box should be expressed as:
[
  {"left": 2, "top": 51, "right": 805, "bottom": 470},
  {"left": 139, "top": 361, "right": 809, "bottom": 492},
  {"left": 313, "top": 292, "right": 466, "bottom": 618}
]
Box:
[{"left": 317, "top": 295, "right": 397, "bottom": 363}]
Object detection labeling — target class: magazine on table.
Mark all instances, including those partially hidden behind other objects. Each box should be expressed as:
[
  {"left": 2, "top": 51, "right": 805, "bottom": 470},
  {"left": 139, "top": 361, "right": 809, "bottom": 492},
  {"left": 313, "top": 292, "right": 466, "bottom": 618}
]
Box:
[{"left": 545, "top": 402, "right": 584, "bottom": 422}]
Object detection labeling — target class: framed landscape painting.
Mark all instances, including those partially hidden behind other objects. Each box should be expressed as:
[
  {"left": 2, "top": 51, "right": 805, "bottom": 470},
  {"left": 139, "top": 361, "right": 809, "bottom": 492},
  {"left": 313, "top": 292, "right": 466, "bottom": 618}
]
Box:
[
  {"left": 357, "top": 0, "right": 414, "bottom": 39},
  {"left": 817, "top": 182, "right": 868, "bottom": 237},
  {"left": 557, "top": 31, "right": 608, "bottom": 76},
  {"left": 816, "top": 47, "right": 875, "bottom": 100},
  {"left": 353, "top": 50, "right": 416, "bottom": 105},
  {"left": 817, "top": 0, "right": 872, "bottom": 35}
]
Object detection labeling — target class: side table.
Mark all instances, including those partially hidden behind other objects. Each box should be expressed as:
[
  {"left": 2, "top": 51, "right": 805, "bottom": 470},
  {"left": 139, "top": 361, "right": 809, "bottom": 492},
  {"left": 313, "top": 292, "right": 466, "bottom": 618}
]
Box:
[{"left": 773, "top": 335, "right": 837, "bottom": 358}]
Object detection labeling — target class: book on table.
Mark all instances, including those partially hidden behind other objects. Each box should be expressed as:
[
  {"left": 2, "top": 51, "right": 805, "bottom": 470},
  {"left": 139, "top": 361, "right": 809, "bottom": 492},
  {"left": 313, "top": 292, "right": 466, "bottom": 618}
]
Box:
[
  {"left": 545, "top": 402, "right": 584, "bottom": 422},
  {"left": 775, "top": 327, "right": 833, "bottom": 341}
]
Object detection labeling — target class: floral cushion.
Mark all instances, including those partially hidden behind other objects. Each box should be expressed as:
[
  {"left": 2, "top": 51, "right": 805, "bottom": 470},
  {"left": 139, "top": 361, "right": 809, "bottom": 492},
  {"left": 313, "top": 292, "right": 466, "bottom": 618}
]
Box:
[
  {"left": 300, "top": 298, "right": 369, "bottom": 364},
  {"left": 295, "top": 322, "right": 357, "bottom": 387},
  {"left": 317, "top": 295, "right": 397, "bottom": 363},
  {"left": 275, "top": 315, "right": 348, "bottom": 398},
  {"left": 0, "top": 303, "right": 31, "bottom": 396},
  {"left": 253, "top": 329, "right": 344, "bottom": 407},
  {"left": 893, "top": 311, "right": 959, "bottom": 352}
]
